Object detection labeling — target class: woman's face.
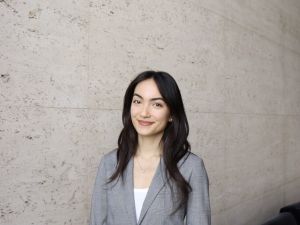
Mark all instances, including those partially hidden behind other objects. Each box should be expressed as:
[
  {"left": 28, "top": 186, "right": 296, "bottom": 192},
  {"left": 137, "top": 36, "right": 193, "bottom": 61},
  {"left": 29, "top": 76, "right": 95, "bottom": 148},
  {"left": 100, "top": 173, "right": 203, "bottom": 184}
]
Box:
[{"left": 130, "top": 79, "right": 171, "bottom": 138}]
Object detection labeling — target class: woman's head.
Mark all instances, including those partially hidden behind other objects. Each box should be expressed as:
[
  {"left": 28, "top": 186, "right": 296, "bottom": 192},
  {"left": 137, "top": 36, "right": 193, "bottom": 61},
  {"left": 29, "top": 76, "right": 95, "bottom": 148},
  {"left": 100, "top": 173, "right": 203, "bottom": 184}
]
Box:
[
  {"left": 122, "top": 71, "right": 189, "bottom": 146},
  {"left": 130, "top": 78, "right": 171, "bottom": 139}
]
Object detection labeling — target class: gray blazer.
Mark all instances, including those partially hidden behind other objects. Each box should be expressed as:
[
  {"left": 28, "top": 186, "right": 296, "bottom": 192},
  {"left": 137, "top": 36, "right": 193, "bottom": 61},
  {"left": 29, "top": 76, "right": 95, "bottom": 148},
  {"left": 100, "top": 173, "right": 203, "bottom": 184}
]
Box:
[{"left": 90, "top": 149, "right": 211, "bottom": 225}]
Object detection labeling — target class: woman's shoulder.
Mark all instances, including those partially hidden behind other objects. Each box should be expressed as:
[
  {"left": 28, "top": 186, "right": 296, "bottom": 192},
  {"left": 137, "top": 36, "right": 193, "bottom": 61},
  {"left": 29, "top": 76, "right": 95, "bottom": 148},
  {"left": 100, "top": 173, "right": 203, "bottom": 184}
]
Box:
[
  {"left": 102, "top": 148, "right": 118, "bottom": 158},
  {"left": 179, "top": 151, "right": 205, "bottom": 171},
  {"left": 100, "top": 148, "right": 118, "bottom": 167}
]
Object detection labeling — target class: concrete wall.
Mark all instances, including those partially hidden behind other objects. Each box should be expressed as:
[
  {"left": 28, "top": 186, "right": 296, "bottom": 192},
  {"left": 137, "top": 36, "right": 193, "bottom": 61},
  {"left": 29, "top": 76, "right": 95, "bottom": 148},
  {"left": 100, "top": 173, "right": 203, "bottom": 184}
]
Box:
[{"left": 1, "top": 0, "right": 299, "bottom": 224}]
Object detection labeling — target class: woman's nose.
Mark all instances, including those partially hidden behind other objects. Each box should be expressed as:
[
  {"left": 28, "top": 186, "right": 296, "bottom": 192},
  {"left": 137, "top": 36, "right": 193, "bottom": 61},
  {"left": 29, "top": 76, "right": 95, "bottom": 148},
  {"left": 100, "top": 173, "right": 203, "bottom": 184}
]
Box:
[{"left": 140, "top": 104, "right": 151, "bottom": 118}]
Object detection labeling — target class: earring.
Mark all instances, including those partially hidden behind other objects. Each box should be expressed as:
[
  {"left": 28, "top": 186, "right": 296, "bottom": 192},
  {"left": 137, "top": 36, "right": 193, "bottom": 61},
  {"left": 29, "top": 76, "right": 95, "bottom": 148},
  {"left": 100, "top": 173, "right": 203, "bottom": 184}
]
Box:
[{"left": 168, "top": 117, "right": 173, "bottom": 122}]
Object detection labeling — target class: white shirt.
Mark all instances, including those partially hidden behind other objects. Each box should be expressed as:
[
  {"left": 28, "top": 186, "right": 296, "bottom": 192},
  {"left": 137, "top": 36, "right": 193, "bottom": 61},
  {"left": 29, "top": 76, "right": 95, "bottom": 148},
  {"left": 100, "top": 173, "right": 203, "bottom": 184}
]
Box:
[{"left": 134, "top": 188, "right": 149, "bottom": 221}]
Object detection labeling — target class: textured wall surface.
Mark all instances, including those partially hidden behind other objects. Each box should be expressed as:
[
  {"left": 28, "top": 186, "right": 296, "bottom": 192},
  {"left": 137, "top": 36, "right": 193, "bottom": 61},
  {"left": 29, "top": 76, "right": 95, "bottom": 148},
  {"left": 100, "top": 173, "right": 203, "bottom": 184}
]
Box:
[{"left": 1, "top": 0, "right": 300, "bottom": 225}]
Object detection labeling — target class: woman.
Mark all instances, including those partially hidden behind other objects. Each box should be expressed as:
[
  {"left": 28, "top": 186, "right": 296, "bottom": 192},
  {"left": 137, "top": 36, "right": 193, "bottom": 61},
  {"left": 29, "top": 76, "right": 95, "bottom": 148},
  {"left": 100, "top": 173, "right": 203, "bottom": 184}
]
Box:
[{"left": 90, "top": 71, "right": 211, "bottom": 225}]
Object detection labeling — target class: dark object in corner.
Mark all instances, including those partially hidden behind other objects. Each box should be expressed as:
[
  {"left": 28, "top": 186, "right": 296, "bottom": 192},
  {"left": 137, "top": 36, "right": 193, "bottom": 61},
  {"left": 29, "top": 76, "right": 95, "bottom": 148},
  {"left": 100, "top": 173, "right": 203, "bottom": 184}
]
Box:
[
  {"left": 261, "top": 212, "right": 297, "bottom": 225},
  {"left": 280, "top": 202, "right": 300, "bottom": 225}
]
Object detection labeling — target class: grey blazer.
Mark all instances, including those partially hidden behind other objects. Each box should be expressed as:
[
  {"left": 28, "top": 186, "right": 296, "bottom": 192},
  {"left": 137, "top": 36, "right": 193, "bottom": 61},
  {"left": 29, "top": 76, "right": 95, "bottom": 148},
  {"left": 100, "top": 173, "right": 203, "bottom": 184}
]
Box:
[{"left": 90, "top": 149, "right": 211, "bottom": 225}]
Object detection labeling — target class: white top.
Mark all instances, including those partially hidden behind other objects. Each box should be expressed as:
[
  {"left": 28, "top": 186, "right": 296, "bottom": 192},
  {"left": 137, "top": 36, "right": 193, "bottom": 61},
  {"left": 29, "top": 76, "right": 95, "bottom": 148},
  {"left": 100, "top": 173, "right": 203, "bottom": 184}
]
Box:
[{"left": 134, "top": 188, "right": 149, "bottom": 221}]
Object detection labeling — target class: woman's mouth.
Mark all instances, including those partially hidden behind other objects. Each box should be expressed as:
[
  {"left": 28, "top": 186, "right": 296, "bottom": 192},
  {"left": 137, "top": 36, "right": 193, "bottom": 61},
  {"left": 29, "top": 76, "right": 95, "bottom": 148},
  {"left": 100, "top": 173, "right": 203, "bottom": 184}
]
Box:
[{"left": 138, "top": 120, "right": 154, "bottom": 126}]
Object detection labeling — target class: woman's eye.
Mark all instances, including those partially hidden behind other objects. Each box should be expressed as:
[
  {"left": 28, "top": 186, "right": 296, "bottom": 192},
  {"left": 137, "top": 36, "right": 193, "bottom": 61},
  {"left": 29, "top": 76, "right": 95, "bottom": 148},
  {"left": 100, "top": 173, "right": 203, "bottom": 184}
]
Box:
[
  {"left": 153, "top": 103, "right": 163, "bottom": 108},
  {"left": 132, "top": 99, "right": 141, "bottom": 104}
]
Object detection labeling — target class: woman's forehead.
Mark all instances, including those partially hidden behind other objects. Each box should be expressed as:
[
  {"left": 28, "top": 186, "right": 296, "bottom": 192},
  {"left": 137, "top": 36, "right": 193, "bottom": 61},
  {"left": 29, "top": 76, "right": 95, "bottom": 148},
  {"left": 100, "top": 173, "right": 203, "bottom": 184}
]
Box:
[{"left": 134, "top": 79, "right": 163, "bottom": 99}]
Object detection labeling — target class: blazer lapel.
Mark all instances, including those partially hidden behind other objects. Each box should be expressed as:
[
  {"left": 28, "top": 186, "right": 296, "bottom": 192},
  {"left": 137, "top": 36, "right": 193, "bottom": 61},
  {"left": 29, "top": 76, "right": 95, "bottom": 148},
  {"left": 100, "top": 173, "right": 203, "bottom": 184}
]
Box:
[
  {"left": 137, "top": 157, "right": 167, "bottom": 225},
  {"left": 121, "top": 157, "right": 138, "bottom": 225}
]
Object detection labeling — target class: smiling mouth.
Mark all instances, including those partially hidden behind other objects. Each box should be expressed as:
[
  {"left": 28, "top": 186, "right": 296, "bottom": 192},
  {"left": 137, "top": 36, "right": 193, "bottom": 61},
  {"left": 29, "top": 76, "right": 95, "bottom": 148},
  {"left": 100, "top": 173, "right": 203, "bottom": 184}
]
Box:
[{"left": 138, "top": 120, "right": 154, "bottom": 126}]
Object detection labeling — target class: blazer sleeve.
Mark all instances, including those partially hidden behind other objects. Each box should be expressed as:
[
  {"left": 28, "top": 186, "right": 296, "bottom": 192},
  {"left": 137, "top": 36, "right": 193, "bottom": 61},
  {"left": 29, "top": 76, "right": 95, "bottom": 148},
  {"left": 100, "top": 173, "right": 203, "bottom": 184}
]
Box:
[
  {"left": 90, "top": 157, "right": 107, "bottom": 225},
  {"left": 186, "top": 158, "right": 211, "bottom": 225}
]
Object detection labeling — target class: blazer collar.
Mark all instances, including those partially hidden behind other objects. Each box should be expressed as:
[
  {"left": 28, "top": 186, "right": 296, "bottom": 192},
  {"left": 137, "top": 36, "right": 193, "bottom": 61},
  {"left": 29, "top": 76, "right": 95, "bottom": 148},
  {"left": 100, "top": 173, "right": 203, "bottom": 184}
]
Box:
[{"left": 121, "top": 156, "right": 167, "bottom": 225}]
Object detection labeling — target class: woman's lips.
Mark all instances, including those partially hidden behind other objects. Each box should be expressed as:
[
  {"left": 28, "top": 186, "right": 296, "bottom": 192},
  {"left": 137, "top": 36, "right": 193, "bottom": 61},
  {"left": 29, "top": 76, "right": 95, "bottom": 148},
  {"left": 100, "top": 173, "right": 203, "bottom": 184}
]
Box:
[{"left": 138, "top": 120, "right": 154, "bottom": 126}]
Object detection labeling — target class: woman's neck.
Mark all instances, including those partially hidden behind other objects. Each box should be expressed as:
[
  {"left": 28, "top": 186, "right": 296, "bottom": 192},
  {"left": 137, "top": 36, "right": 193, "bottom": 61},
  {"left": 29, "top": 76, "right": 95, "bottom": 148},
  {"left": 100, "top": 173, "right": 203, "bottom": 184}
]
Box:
[{"left": 136, "top": 134, "right": 163, "bottom": 158}]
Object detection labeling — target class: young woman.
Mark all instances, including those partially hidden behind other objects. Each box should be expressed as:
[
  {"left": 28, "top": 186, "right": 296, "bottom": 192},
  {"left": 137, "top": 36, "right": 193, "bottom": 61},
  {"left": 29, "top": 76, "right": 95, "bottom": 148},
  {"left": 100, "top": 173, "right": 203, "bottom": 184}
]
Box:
[{"left": 90, "top": 71, "right": 211, "bottom": 225}]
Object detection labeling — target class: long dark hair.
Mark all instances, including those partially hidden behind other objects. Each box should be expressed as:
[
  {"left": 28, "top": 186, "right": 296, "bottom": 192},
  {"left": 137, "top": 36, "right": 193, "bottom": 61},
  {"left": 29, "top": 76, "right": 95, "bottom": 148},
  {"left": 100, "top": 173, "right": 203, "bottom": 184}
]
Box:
[{"left": 109, "top": 70, "right": 191, "bottom": 212}]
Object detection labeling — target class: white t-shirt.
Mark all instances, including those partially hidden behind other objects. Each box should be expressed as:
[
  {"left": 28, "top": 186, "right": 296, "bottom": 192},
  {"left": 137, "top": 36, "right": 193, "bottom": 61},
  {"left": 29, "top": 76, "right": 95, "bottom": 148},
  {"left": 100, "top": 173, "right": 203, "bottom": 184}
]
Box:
[{"left": 134, "top": 188, "right": 149, "bottom": 221}]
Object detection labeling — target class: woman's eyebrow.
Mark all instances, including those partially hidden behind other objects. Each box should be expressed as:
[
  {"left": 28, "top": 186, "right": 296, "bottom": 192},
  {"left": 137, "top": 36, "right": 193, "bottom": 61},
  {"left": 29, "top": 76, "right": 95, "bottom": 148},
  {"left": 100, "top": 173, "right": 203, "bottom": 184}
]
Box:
[{"left": 133, "top": 93, "right": 164, "bottom": 101}]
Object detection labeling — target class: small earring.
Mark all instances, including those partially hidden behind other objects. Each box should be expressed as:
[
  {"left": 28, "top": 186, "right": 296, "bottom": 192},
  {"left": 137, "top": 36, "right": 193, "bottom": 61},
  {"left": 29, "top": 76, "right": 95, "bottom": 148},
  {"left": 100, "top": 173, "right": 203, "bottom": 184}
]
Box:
[{"left": 168, "top": 118, "right": 173, "bottom": 122}]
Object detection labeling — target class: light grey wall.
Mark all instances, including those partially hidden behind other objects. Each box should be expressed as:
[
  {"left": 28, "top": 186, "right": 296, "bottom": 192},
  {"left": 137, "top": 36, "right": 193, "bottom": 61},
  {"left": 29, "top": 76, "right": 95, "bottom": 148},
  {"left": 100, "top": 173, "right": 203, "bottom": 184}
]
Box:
[{"left": 1, "top": 0, "right": 300, "bottom": 225}]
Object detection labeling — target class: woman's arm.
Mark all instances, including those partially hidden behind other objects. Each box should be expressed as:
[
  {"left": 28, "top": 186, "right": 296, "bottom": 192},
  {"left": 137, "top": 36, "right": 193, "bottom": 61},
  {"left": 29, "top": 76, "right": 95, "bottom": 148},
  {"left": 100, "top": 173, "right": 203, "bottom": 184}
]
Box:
[
  {"left": 186, "top": 157, "right": 211, "bottom": 225},
  {"left": 89, "top": 158, "right": 107, "bottom": 225}
]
